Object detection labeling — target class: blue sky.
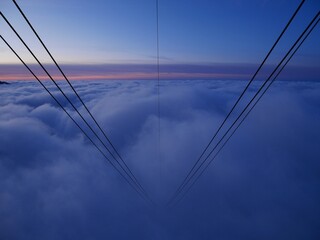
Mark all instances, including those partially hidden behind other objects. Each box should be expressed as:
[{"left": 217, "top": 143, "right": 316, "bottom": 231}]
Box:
[{"left": 1, "top": 0, "right": 319, "bottom": 67}]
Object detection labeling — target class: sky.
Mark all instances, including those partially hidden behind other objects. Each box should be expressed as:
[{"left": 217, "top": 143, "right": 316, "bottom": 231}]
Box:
[
  {"left": 0, "top": 0, "right": 320, "bottom": 80},
  {"left": 0, "top": 0, "right": 320, "bottom": 239}
]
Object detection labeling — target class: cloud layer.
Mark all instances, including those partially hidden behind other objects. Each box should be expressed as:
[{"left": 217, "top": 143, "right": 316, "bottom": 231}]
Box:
[{"left": 0, "top": 79, "right": 320, "bottom": 239}]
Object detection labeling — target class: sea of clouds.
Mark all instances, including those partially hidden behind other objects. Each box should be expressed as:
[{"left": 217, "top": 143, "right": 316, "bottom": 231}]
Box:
[{"left": 1, "top": 79, "right": 320, "bottom": 239}]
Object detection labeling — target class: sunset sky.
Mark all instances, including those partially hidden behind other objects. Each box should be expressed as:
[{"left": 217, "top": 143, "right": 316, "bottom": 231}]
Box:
[{"left": 1, "top": 0, "right": 319, "bottom": 80}]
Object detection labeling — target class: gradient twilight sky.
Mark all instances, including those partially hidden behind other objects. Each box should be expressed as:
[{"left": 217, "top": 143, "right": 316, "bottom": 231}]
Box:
[{"left": 0, "top": 0, "right": 319, "bottom": 80}]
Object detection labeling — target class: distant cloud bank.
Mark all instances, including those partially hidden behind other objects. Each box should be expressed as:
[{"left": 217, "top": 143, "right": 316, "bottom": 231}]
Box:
[{"left": 1, "top": 63, "right": 319, "bottom": 81}]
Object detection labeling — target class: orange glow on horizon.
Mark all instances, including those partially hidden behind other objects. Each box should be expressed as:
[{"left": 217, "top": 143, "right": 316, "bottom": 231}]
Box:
[{"left": 0, "top": 72, "right": 250, "bottom": 81}]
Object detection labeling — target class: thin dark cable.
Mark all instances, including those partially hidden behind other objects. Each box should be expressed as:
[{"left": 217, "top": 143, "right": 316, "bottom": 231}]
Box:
[
  {"left": 170, "top": 12, "right": 320, "bottom": 206},
  {"left": 246, "top": 17, "right": 320, "bottom": 123},
  {"left": 0, "top": 12, "right": 149, "bottom": 201},
  {"left": 168, "top": 0, "right": 306, "bottom": 205},
  {"left": 11, "top": 0, "right": 146, "bottom": 196},
  {"left": 0, "top": 34, "right": 149, "bottom": 203},
  {"left": 156, "top": 0, "right": 160, "bottom": 128},
  {"left": 156, "top": 0, "right": 161, "bottom": 178},
  {"left": 172, "top": 16, "right": 320, "bottom": 207},
  {"left": 171, "top": 12, "right": 319, "bottom": 206}
]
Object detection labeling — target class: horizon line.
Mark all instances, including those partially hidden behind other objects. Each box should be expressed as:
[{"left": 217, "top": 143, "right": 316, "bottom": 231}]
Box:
[{"left": 1, "top": 62, "right": 319, "bottom": 81}]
